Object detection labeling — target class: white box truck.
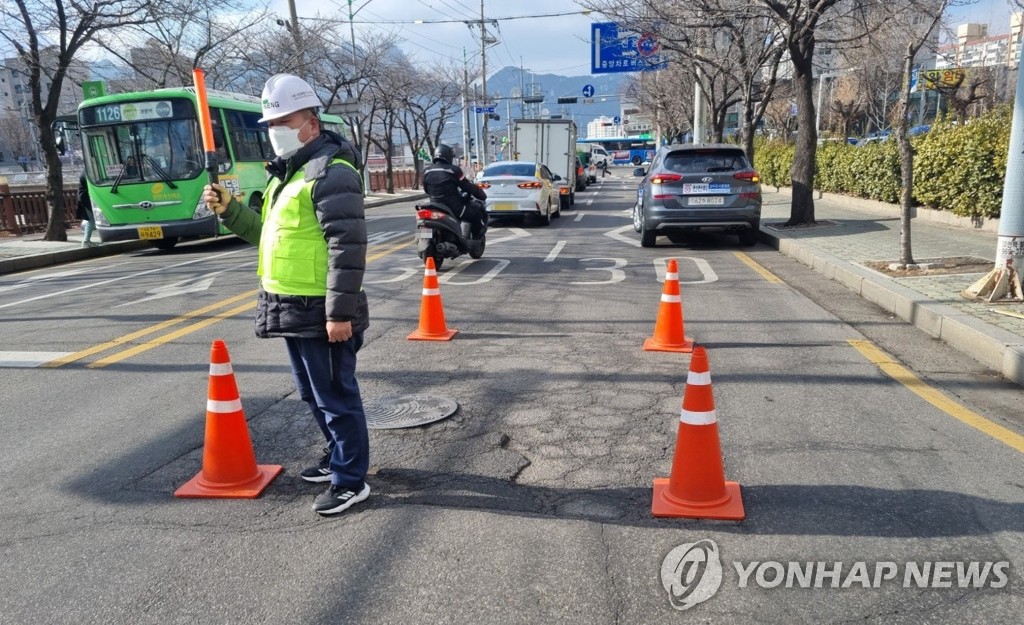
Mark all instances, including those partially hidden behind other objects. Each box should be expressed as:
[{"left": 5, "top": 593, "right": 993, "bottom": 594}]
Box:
[{"left": 512, "top": 118, "right": 578, "bottom": 210}]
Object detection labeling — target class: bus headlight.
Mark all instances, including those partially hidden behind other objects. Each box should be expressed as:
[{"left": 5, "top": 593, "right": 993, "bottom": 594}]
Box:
[
  {"left": 91, "top": 201, "right": 109, "bottom": 226},
  {"left": 193, "top": 198, "right": 214, "bottom": 220}
]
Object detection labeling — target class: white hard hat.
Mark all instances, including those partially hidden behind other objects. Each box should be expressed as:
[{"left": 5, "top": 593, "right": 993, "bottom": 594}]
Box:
[{"left": 258, "top": 74, "right": 322, "bottom": 122}]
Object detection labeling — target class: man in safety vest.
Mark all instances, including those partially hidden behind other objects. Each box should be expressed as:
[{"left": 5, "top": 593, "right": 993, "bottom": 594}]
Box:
[{"left": 202, "top": 74, "right": 370, "bottom": 516}]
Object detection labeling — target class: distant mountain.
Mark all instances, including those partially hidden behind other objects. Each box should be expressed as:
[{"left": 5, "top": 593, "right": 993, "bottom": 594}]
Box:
[{"left": 482, "top": 66, "right": 627, "bottom": 130}]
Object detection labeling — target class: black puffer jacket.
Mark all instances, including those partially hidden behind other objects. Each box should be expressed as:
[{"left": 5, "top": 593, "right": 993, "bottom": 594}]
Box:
[
  {"left": 422, "top": 160, "right": 486, "bottom": 215},
  {"left": 218, "top": 130, "right": 368, "bottom": 339}
]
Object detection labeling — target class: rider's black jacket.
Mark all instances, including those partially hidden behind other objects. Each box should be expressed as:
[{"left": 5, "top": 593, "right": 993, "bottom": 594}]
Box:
[{"left": 422, "top": 160, "right": 486, "bottom": 214}]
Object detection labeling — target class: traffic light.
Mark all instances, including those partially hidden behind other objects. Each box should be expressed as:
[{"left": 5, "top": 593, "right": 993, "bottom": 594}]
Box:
[
  {"left": 490, "top": 135, "right": 496, "bottom": 146},
  {"left": 488, "top": 113, "right": 500, "bottom": 121},
  {"left": 557, "top": 97, "right": 578, "bottom": 104}
]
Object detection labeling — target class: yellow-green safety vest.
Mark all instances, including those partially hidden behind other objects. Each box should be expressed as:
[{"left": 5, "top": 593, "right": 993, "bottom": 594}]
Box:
[{"left": 257, "top": 158, "right": 358, "bottom": 296}]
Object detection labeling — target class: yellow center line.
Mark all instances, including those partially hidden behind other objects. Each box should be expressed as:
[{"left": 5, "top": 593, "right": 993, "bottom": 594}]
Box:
[
  {"left": 42, "top": 289, "right": 259, "bottom": 367},
  {"left": 88, "top": 301, "right": 257, "bottom": 368},
  {"left": 73, "top": 239, "right": 412, "bottom": 368},
  {"left": 734, "top": 251, "right": 784, "bottom": 284},
  {"left": 849, "top": 339, "right": 1024, "bottom": 454}
]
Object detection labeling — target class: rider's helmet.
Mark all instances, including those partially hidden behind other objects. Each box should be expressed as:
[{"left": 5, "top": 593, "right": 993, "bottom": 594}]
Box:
[{"left": 433, "top": 144, "right": 455, "bottom": 164}]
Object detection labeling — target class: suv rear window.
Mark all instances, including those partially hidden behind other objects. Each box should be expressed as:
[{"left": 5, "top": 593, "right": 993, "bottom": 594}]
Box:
[{"left": 663, "top": 150, "right": 748, "bottom": 173}]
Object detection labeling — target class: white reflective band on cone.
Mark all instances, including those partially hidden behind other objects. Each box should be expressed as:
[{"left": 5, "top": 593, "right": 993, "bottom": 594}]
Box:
[
  {"left": 423, "top": 288, "right": 440, "bottom": 296},
  {"left": 665, "top": 272, "right": 678, "bottom": 281},
  {"left": 687, "top": 371, "right": 711, "bottom": 385},
  {"left": 208, "top": 399, "right": 243, "bottom": 413},
  {"left": 425, "top": 269, "right": 437, "bottom": 277},
  {"left": 209, "top": 362, "right": 233, "bottom": 376},
  {"left": 680, "top": 408, "right": 717, "bottom": 425},
  {"left": 661, "top": 294, "right": 681, "bottom": 303}
]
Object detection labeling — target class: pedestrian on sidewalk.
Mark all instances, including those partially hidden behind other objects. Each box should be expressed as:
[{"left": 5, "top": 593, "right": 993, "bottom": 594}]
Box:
[
  {"left": 201, "top": 73, "right": 371, "bottom": 517},
  {"left": 76, "top": 172, "right": 96, "bottom": 247}
]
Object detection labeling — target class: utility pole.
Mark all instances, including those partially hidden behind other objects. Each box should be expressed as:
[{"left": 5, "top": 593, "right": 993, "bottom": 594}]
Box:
[
  {"left": 462, "top": 48, "right": 471, "bottom": 167},
  {"left": 479, "top": 0, "right": 488, "bottom": 167},
  {"left": 465, "top": 2, "right": 497, "bottom": 166},
  {"left": 996, "top": 52, "right": 1024, "bottom": 273}
]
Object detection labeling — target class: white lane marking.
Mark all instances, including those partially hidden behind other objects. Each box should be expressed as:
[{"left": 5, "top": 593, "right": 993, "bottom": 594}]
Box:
[
  {"left": 604, "top": 224, "right": 640, "bottom": 248},
  {"left": 0, "top": 351, "right": 73, "bottom": 368},
  {"left": 544, "top": 241, "right": 567, "bottom": 262},
  {"left": 586, "top": 198, "right": 594, "bottom": 205},
  {"left": 367, "top": 230, "right": 406, "bottom": 245},
  {"left": 0, "top": 248, "right": 250, "bottom": 311},
  {"left": 571, "top": 258, "right": 627, "bottom": 285},
  {"left": 574, "top": 213, "right": 585, "bottom": 222},
  {"left": 438, "top": 259, "right": 510, "bottom": 285},
  {"left": 0, "top": 266, "right": 113, "bottom": 294},
  {"left": 654, "top": 257, "right": 719, "bottom": 284},
  {"left": 487, "top": 227, "right": 531, "bottom": 245},
  {"left": 114, "top": 263, "right": 253, "bottom": 307}
]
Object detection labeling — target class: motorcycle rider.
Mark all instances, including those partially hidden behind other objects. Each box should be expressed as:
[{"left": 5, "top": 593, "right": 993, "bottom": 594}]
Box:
[{"left": 422, "top": 144, "right": 487, "bottom": 241}]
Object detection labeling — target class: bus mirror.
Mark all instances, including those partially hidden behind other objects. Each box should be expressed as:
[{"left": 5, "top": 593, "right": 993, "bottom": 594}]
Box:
[{"left": 55, "top": 133, "right": 67, "bottom": 155}]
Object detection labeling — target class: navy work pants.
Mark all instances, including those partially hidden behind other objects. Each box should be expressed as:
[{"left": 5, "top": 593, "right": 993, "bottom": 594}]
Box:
[{"left": 284, "top": 333, "right": 369, "bottom": 489}]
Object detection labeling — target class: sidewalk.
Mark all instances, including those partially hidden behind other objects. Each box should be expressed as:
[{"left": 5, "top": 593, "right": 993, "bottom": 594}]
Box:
[
  {"left": 759, "top": 187, "right": 1024, "bottom": 386},
  {"left": 0, "top": 189, "right": 426, "bottom": 276}
]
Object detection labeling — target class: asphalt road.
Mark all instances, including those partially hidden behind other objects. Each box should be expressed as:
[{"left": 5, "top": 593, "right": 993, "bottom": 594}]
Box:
[{"left": 1, "top": 174, "right": 1022, "bottom": 624}]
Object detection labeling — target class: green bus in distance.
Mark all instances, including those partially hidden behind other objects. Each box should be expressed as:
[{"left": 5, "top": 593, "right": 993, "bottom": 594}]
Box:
[{"left": 77, "top": 87, "right": 347, "bottom": 250}]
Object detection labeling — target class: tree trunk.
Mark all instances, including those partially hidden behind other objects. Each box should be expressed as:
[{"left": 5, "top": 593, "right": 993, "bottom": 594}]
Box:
[
  {"left": 384, "top": 139, "right": 394, "bottom": 194},
  {"left": 741, "top": 92, "right": 756, "bottom": 167},
  {"left": 40, "top": 123, "right": 68, "bottom": 242},
  {"left": 897, "top": 46, "right": 916, "bottom": 266},
  {"left": 788, "top": 55, "right": 818, "bottom": 226}
]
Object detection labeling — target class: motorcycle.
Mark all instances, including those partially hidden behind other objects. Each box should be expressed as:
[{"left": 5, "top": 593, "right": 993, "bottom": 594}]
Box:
[{"left": 413, "top": 197, "right": 487, "bottom": 270}]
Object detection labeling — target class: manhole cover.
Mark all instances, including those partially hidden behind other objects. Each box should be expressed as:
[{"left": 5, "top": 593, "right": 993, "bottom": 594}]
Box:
[{"left": 364, "top": 394, "right": 458, "bottom": 429}]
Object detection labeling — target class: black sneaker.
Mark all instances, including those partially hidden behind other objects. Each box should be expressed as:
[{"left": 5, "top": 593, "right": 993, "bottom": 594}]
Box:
[
  {"left": 313, "top": 482, "right": 370, "bottom": 516},
  {"left": 300, "top": 448, "right": 332, "bottom": 483}
]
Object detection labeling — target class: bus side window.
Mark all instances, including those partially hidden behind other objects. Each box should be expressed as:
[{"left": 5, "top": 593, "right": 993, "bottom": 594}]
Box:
[
  {"left": 207, "top": 108, "right": 230, "bottom": 172},
  {"left": 227, "top": 110, "right": 273, "bottom": 161}
]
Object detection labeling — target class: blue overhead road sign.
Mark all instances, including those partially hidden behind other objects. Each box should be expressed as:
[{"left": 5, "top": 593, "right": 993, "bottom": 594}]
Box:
[
  {"left": 591, "top": 22, "right": 667, "bottom": 74},
  {"left": 474, "top": 106, "right": 496, "bottom": 114},
  {"left": 613, "top": 116, "right": 621, "bottom": 124},
  {"left": 582, "top": 84, "right": 595, "bottom": 98}
]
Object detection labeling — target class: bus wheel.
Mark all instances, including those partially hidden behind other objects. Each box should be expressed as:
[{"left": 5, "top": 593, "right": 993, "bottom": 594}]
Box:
[
  {"left": 150, "top": 237, "right": 179, "bottom": 251},
  {"left": 248, "top": 193, "right": 263, "bottom": 211},
  {"left": 631, "top": 155, "right": 642, "bottom": 165}
]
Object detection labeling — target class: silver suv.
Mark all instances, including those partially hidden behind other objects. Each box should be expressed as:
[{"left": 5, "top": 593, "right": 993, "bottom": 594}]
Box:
[{"left": 632, "top": 144, "right": 762, "bottom": 247}]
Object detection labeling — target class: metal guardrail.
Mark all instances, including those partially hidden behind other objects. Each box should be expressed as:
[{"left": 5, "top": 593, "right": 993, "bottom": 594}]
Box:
[{"left": 0, "top": 180, "right": 78, "bottom": 236}]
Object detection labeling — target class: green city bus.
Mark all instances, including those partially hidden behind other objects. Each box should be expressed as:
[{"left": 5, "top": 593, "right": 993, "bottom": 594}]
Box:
[{"left": 77, "top": 87, "right": 346, "bottom": 249}]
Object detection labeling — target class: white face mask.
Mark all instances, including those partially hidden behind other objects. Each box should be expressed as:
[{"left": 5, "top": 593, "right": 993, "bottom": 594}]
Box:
[{"left": 268, "top": 118, "right": 311, "bottom": 159}]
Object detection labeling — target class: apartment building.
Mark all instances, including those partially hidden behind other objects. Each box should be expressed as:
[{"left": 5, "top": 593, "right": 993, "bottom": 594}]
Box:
[{"left": 935, "top": 15, "right": 1024, "bottom": 69}]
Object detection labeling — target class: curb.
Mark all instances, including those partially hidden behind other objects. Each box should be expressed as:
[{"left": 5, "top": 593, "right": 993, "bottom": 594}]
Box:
[
  {"left": 0, "top": 239, "right": 151, "bottom": 276},
  {"left": 757, "top": 227, "right": 1024, "bottom": 387},
  {"left": 365, "top": 192, "right": 427, "bottom": 209}
]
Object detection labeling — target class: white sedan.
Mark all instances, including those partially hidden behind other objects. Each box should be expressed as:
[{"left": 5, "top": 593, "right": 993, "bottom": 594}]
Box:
[{"left": 477, "top": 160, "right": 561, "bottom": 226}]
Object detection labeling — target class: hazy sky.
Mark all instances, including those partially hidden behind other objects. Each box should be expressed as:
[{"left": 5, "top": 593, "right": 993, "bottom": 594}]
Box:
[{"left": 273, "top": 0, "right": 1018, "bottom": 78}]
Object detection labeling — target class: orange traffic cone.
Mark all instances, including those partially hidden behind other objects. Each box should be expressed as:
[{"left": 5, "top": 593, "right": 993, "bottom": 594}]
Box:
[
  {"left": 407, "top": 257, "right": 457, "bottom": 341},
  {"left": 652, "top": 346, "right": 745, "bottom": 520},
  {"left": 643, "top": 258, "right": 694, "bottom": 352},
  {"left": 175, "top": 340, "right": 283, "bottom": 498}
]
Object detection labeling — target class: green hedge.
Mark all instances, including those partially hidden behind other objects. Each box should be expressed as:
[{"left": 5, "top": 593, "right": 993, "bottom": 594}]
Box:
[{"left": 754, "top": 107, "right": 1012, "bottom": 218}]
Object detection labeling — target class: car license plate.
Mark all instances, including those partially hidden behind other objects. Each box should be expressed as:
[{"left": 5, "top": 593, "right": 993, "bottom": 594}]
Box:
[
  {"left": 418, "top": 230, "right": 434, "bottom": 239},
  {"left": 682, "top": 183, "right": 731, "bottom": 194},
  {"left": 137, "top": 226, "right": 163, "bottom": 240},
  {"left": 491, "top": 203, "right": 517, "bottom": 211},
  {"left": 688, "top": 196, "right": 725, "bottom": 206}
]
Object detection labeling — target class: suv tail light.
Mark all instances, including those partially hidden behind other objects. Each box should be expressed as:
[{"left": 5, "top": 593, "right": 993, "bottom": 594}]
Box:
[
  {"left": 650, "top": 173, "right": 682, "bottom": 184},
  {"left": 517, "top": 181, "right": 542, "bottom": 189},
  {"left": 734, "top": 171, "right": 760, "bottom": 183}
]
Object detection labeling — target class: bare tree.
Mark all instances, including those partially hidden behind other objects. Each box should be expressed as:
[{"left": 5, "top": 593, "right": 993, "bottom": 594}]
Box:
[
  {"left": 764, "top": 81, "right": 797, "bottom": 141},
  {"left": 828, "top": 75, "right": 866, "bottom": 138},
  {"left": 0, "top": 111, "right": 35, "bottom": 167},
  {"left": 623, "top": 64, "right": 695, "bottom": 144},
  {"left": 0, "top": 0, "right": 153, "bottom": 241},
  {"left": 882, "top": 0, "right": 964, "bottom": 266},
  {"left": 394, "top": 61, "right": 463, "bottom": 187},
  {"left": 95, "top": 0, "right": 268, "bottom": 89},
  {"left": 933, "top": 70, "right": 993, "bottom": 122},
  {"left": 365, "top": 52, "right": 416, "bottom": 194}
]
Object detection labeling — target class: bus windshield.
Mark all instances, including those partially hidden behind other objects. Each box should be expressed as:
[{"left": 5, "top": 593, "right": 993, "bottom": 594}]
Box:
[{"left": 83, "top": 118, "right": 202, "bottom": 186}]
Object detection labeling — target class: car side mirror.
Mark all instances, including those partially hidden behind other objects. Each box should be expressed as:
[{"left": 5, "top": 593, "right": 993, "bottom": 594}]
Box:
[
  {"left": 552, "top": 174, "right": 561, "bottom": 181},
  {"left": 633, "top": 167, "right": 646, "bottom": 177}
]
